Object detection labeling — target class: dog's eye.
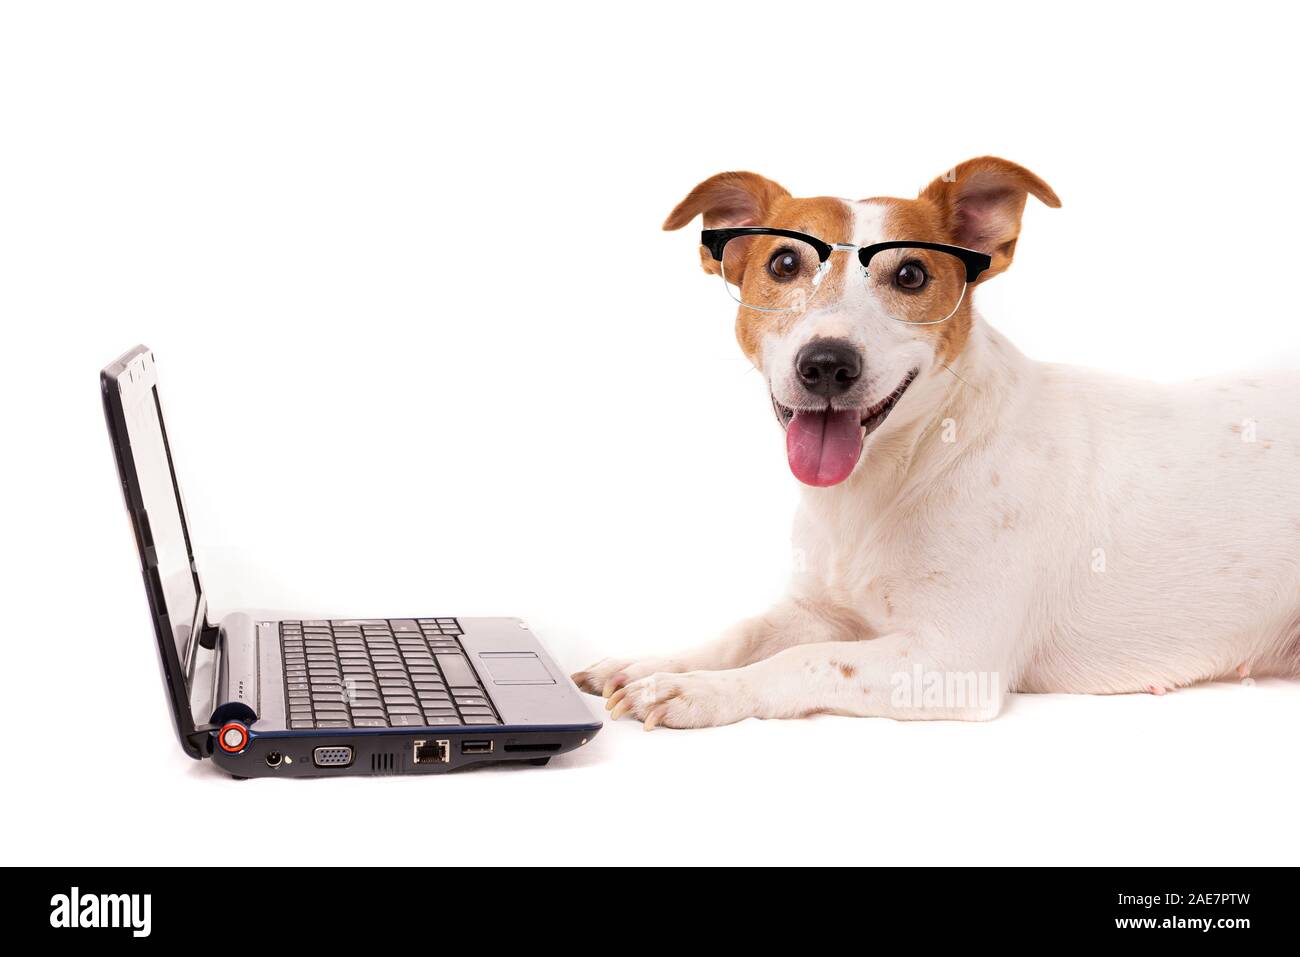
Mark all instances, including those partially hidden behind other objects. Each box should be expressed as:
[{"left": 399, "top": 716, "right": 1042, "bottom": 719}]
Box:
[
  {"left": 895, "top": 261, "right": 928, "bottom": 291},
  {"left": 767, "top": 247, "right": 802, "bottom": 281}
]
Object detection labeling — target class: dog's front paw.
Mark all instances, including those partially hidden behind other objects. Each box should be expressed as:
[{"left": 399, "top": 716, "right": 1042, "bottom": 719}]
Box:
[
  {"left": 571, "top": 655, "right": 682, "bottom": 698},
  {"left": 606, "top": 671, "right": 750, "bottom": 730}
]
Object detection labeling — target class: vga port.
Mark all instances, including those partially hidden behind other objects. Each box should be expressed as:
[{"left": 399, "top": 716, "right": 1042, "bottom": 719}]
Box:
[{"left": 313, "top": 746, "right": 354, "bottom": 767}]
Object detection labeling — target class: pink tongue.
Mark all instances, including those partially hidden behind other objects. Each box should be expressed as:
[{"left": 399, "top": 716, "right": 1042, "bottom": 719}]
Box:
[{"left": 786, "top": 409, "right": 864, "bottom": 487}]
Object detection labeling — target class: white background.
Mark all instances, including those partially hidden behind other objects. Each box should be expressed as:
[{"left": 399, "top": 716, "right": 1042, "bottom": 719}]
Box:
[{"left": 3, "top": 1, "right": 1299, "bottom": 866}]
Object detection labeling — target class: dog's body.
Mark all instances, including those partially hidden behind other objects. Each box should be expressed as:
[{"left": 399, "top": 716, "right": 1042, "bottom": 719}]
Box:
[{"left": 574, "top": 158, "right": 1300, "bottom": 728}]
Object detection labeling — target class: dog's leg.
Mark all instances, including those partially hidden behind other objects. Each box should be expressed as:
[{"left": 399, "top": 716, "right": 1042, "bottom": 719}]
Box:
[
  {"left": 606, "top": 632, "right": 1005, "bottom": 729},
  {"left": 571, "top": 597, "right": 868, "bottom": 698}
]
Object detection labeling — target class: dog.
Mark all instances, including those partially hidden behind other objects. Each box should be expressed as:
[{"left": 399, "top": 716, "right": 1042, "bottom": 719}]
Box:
[{"left": 572, "top": 156, "right": 1300, "bottom": 729}]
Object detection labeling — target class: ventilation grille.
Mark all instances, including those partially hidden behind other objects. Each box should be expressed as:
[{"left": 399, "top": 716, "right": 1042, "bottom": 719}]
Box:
[{"left": 371, "top": 752, "right": 396, "bottom": 773}]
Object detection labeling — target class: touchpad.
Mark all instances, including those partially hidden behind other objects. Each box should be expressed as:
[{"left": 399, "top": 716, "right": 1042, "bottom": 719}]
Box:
[{"left": 477, "top": 652, "right": 556, "bottom": 685}]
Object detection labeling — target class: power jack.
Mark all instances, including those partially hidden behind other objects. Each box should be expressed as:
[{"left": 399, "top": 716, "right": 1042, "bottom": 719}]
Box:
[{"left": 265, "top": 751, "right": 283, "bottom": 768}]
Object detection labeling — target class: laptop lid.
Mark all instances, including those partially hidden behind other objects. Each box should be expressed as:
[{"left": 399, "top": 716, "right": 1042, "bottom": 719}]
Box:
[{"left": 102, "top": 346, "right": 210, "bottom": 758}]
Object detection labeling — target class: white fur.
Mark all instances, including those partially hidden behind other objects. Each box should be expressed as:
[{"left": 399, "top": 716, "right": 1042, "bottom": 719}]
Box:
[{"left": 576, "top": 199, "right": 1300, "bottom": 728}]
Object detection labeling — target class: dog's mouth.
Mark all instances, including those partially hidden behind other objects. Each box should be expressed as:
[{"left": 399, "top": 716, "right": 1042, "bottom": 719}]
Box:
[{"left": 773, "top": 368, "right": 919, "bottom": 487}]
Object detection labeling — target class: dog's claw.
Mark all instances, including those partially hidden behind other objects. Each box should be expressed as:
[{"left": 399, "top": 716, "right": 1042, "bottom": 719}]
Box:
[
  {"left": 1148, "top": 684, "right": 1167, "bottom": 696},
  {"left": 609, "top": 698, "right": 631, "bottom": 721},
  {"left": 643, "top": 706, "right": 668, "bottom": 731},
  {"left": 1237, "top": 662, "right": 1251, "bottom": 678},
  {"left": 606, "top": 687, "right": 627, "bottom": 712}
]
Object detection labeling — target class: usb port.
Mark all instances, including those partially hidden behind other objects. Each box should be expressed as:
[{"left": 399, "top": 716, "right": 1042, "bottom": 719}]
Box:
[
  {"left": 412, "top": 739, "right": 449, "bottom": 765},
  {"left": 461, "top": 740, "right": 494, "bottom": 755}
]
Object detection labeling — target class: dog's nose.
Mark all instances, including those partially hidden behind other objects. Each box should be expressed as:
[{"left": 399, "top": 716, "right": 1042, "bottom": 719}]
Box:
[{"left": 795, "top": 339, "right": 862, "bottom": 397}]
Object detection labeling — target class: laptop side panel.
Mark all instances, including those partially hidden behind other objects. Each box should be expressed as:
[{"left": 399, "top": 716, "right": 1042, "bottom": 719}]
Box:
[{"left": 210, "top": 720, "right": 598, "bottom": 777}]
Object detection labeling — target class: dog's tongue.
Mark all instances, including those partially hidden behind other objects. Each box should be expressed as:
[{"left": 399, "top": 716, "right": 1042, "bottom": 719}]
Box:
[{"left": 786, "top": 409, "right": 864, "bottom": 487}]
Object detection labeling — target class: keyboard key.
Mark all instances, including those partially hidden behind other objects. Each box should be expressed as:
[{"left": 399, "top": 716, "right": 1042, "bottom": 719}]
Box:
[{"left": 390, "top": 714, "right": 426, "bottom": 726}]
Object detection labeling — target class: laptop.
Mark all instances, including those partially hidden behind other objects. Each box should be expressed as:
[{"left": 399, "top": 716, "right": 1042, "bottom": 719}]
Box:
[{"left": 102, "top": 345, "right": 600, "bottom": 777}]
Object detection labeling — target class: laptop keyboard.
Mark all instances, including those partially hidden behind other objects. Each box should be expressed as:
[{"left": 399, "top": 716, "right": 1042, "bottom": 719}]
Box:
[{"left": 279, "top": 618, "right": 501, "bottom": 729}]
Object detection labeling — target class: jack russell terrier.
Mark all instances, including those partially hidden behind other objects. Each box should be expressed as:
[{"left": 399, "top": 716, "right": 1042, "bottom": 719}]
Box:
[{"left": 573, "top": 156, "right": 1300, "bottom": 729}]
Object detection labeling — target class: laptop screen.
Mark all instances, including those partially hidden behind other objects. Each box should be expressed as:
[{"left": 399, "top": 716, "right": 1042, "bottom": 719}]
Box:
[{"left": 120, "top": 380, "right": 200, "bottom": 663}]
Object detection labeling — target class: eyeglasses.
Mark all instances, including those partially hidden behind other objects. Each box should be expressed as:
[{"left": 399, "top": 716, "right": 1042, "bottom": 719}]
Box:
[{"left": 701, "top": 227, "right": 992, "bottom": 324}]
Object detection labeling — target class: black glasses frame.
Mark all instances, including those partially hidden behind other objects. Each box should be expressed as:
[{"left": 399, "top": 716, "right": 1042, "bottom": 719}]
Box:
[{"left": 701, "top": 227, "right": 992, "bottom": 284}]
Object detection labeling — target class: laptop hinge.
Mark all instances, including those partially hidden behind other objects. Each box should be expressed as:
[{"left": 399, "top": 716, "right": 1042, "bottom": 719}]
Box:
[
  {"left": 185, "top": 615, "right": 260, "bottom": 757},
  {"left": 199, "top": 619, "right": 219, "bottom": 650},
  {"left": 187, "top": 723, "right": 217, "bottom": 754},
  {"left": 209, "top": 613, "right": 260, "bottom": 727}
]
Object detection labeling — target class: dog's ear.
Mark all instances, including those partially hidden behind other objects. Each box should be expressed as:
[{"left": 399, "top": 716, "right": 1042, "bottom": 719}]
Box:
[
  {"left": 664, "top": 171, "right": 790, "bottom": 276},
  {"left": 920, "top": 157, "right": 1060, "bottom": 283}
]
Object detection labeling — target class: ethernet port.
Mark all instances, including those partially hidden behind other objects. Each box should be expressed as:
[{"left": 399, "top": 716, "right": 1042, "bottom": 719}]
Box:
[{"left": 413, "top": 739, "right": 449, "bottom": 765}]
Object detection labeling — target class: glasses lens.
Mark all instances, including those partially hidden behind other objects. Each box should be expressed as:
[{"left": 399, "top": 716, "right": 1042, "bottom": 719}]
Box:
[
  {"left": 863, "top": 246, "right": 969, "bottom": 324},
  {"left": 720, "top": 233, "right": 825, "bottom": 313}
]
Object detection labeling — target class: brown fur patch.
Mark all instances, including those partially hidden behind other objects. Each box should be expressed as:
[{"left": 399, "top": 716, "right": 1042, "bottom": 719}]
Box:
[
  {"left": 898, "top": 156, "right": 1060, "bottom": 364},
  {"left": 663, "top": 171, "right": 790, "bottom": 238},
  {"left": 662, "top": 172, "right": 791, "bottom": 287},
  {"left": 874, "top": 198, "right": 975, "bottom": 365},
  {"left": 664, "top": 173, "right": 851, "bottom": 364},
  {"left": 836, "top": 662, "right": 856, "bottom": 679},
  {"left": 732, "top": 196, "right": 852, "bottom": 362},
  {"left": 918, "top": 156, "right": 1060, "bottom": 280}
]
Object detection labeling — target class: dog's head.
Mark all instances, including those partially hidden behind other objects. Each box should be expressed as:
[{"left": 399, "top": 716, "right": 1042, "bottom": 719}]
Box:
[{"left": 664, "top": 157, "right": 1059, "bottom": 487}]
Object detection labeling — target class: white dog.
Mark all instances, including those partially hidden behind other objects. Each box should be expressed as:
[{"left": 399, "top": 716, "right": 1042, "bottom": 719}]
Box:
[{"left": 573, "top": 157, "right": 1300, "bottom": 729}]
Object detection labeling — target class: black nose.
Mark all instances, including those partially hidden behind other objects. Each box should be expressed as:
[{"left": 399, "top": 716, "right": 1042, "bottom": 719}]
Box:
[{"left": 795, "top": 339, "right": 862, "bottom": 397}]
